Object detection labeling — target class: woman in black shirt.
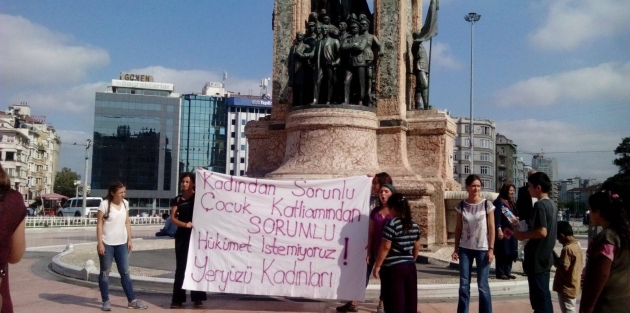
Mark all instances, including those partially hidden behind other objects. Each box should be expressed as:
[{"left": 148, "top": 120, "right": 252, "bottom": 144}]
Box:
[{"left": 170, "top": 172, "right": 207, "bottom": 308}]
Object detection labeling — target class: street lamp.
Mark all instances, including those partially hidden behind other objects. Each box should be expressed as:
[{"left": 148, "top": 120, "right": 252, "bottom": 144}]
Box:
[{"left": 464, "top": 12, "right": 481, "bottom": 175}]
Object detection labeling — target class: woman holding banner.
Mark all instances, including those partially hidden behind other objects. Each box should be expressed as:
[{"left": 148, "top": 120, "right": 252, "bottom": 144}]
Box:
[
  {"left": 170, "top": 172, "right": 207, "bottom": 308},
  {"left": 337, "top": 173, "right": 393, "bottom": 313},
  {"left": 372, "top": 193, "right": 421, "bottom": 313}
]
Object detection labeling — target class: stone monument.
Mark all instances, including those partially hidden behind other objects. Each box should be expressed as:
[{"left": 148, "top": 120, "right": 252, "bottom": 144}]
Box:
[{"left": 245, "top": 0, "right": 459, "bottom": 247}]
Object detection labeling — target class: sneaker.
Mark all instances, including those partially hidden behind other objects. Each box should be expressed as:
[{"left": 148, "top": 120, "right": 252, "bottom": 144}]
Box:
[
  {"left": 101, "top": 301, "right": 112, "bottom": 311},
  {"left": 127, "top": 299, "right": 148, "bottom": 309},
  {"left": 376, "top": 304, "right": 384, "bottom": 313},
  {"left": 194, "top": 300, "right": 203, "bottom": 307},
  {"left": 336, "top": 301, "right": 359, "bottom": 312},
  {"left": 169, "top": 302, "right": 183, "bottom": 309}
]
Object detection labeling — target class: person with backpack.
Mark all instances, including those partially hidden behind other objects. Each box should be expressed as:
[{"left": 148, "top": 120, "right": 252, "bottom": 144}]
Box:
[
  {"left": 96, "top": 182, "right": 148, "bottom": 311},
  {"left": 452, "top": 174, "right": 495, "bottom": 313}
]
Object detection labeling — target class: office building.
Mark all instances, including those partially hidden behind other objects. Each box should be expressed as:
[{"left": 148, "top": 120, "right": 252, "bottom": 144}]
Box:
[
  {"left": 179, "top": 92, "right": 227, "bottom": 174},
  {"left": 495, "top": 133, "right": 517, "bottom": 191},
  {"left": 532, "top": 153, "right": 559, "bottom": 203},
  {"left": 92, "top": 74, "right": 180, "bottom": 213},
  {"left": 0, "top": 103, "right": 60, "bottom": 203},
  {"left": 225, "top": 96, "right": 272, "bottom": 176},
  {"left": 453, "top": 117, "right": 496, "bottom": 191}
]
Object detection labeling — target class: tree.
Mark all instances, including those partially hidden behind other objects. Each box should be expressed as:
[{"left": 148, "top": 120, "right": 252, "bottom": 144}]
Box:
[
  {"left": 54, "top": 167, "right": 81, "bottom": 198},
  {"left": 602, "top": 137, "right": 630, "bottom": 201}
]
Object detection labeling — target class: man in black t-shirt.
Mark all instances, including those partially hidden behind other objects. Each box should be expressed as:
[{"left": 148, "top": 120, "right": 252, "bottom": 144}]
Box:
[
  {"left": 514, "top": 172, "right": 557, "bottom": 313},
  {"left": 516, "top": 169, "right": 536, "bottom": 224}
]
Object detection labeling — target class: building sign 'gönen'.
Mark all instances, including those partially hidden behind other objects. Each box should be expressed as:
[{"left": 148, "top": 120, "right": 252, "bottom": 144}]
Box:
[{"left": 119, "top": 73, "right": 154, "bottom": 82}]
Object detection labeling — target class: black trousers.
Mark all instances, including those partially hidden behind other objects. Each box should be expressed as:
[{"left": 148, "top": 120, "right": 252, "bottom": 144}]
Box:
[
  {"left": 380, "top": 263, "right": 417, "bottom": 313},
  {"left": 527, "top": 271, "right": 553, "bottom": 313},
  {"left": 172, "top": 231, "right": 207, "bottom": 304},
  {"left": 495, "top": 254, "right": 513, "bottom": 277}
]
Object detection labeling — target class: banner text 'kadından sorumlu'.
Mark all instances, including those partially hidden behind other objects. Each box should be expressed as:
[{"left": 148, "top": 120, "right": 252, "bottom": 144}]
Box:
[{"left": 182, "top": 170, "right": 372, "bottom": 300}]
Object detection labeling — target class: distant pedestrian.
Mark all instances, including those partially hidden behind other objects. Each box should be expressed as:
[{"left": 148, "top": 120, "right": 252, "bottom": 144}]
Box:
[
  {"left": 96, "top": 182, "right": 148, "bottom": 311},
  {"left": 372, "top": 193, "right": 421, "bottom": 313},
  {"left": 0, "top": 164, "right": 27, "bottom": 313},
  {"left": 170, "top": 172, "right": 207, "bottom": 308},
  {"left": 337, "top": 173, "right": 393, "bottom": 313},
  {"left": 155, "top": 213, "right": 176, "bottom": 237},
  {"left": 452, "top": 174, "right": 495, "bottom": 313},
  {"left": 579, "top": 191, "right": 630, "bottom": 313},
  {"left": 553, "top": 221, "right": 583, "bottom": 313},
  {"left": 493, "top": 183, "right": 518, "bottom": 280},
  {"left": 513, "top": 172, "right": 557, "bottom": 313}
]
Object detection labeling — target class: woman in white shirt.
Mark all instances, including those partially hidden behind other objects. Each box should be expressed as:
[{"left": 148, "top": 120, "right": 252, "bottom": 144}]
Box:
[
  {"left": 452, "top": 174, "right": 496, "bottom": 313},
  {"left": 96, "top": 182, "right": 147, "bottom": 311}
]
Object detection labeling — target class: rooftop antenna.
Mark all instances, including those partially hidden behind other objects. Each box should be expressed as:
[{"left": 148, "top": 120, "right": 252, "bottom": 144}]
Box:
[
  {"left": 259, "top": 77, "right": 270, "bottom": 97},
  {"left": 222, "top": 72, "right": 227, "bottom": 88}
]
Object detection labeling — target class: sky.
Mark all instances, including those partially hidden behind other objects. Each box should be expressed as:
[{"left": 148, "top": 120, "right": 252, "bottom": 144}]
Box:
[{"left": 1, "top": 0, "right": 628, "bottom": 182}]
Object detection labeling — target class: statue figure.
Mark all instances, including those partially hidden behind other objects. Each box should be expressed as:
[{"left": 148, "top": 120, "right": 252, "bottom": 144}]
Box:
[
  {"left": 338, "top": 21, "right": 349, "bottom": 41},
  {"left": 412, "top": 30, "right": 429, "bottom": 110},
  {"left": 341, "top": 21, "right": 368, "bottom": 105},
  {"left": 411, "top": 0, "right": 439, "bottom": 110},
  {"left": 319, "top": 10, "right": 339, "bottom": 38},
  {"left": 304, "top": 25, "right": 340, "bottom": 104},
  {"left": 303, "top": 21, "right": 319, "bottom": 106},
  {"left": 359, "top": 18, "right": 381, "bottom": 107},
  {"left": 288, "top": 32, "right": 309, "bottom": 107},
  {"left": 335, "top": 21, "right": 350, "bottom": 103}
]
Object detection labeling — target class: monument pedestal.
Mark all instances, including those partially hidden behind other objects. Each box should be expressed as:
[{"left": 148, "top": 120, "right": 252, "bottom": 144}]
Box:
[{"left": 267, "top": 106, "right": 380, "bottom": 179}]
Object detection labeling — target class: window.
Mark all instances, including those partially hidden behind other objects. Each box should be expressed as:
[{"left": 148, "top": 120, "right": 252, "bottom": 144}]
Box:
[
  {"left": 464, "top": 165, "right": 470, "bottom": 174},
  {"left": 464, "top": 152, "right": 470, "bottom": 160},
  {"left": 464, "top": 139, "right": 470, "bottom": 147},
  {"left": 231, "top": 132, "right": 235, "bottom": 138},
  {"left": 241, "top": 145, "right": 246, "bottom": 150},
  {"left": 483, "top": 126, "right": 490, "bottom": 135},
  {"left": 241, "top": 132, "right": 245, "bottom": 138},
  {"left": 481, "top": 153, "right": 490, "bottom": 161},
  {"left": 481, "top": 179, "right": 491, "bottom": 188},
  {"left": 499, "top": 171, "right": 505, "bottom": 177},
  {"left": 240, "top": 157, "right": 245, "bottom": 164},
  {"left": 230, "top": 157, "right": 235, "bottom": 163},
  {"left": 231, "top": 119, "right": 236, "bottom": 125},
  {"left": 454, "top": 153, "right": 458, "bottom": 161},
  {"left": 481, "top": 139, "right": 491, "bottom": 148},
  {"left": 230, "top": 170, "right": 235, "bottom": 175},
  {"left": 5, "top": 152, "right": 14, "bottom": 161},
  {"left": 241, "top": 119, "right": 246, "bottom": 125},
  {"left": 464, "top": 125, "right": 470, "bottom": 133},
  {"left": 230, "top": 144, "right": 235, "bottom": 150},
  {"left": 240, "top": 170, "right": 245, "bottom": 176},
  {"left": 480, "top": 166, "right": 490, "bottom": 175}
]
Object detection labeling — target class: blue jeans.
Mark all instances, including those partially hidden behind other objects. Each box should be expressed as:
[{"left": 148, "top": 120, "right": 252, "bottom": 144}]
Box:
[
  {"left": 527, "top": 271, "right": 553, "bottom": 313},
  {"left": 98, "top": 243, "right": 135, "bottom": 302},
  {"left": 457, "top": 247, "right": 492, "bottom": 313}
]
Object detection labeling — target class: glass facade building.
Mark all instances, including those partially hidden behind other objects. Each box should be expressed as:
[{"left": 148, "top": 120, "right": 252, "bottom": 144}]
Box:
[
  {"left": 92, "top": 87, "right": 180, "bottom": 212},
  {"left": 179, "top": 94, "right": 227, "bottom": 174}
]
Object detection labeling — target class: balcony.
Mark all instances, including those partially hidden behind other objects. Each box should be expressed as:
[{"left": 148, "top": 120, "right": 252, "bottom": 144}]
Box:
[
  {"left": 498, "top": 163, "right": 507, "bottom": 169},
  {"left": 498, "top": 151, "right": 506, "bottom": 157}
]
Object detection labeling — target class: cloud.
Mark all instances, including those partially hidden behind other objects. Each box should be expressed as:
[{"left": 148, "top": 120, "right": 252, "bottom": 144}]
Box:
[
  {"left": 493, "top": 61, "right": 630, "bottom": 107},
  {"left": 9, "top": 82, "right": 108, "bottom": 114},
  {"left": 529, "top": 0, "right": 630, "bottom": 51},
  {"left": 423, "top": 41, "right": 463, "bottom": 70},
  {"left": 496, "top": 119, "right": 620, "bottom": 180},
  {"left": 127, "top": 66, "right": 266, "bottom": 96},
  {"left": 56, "top": 130, "right": 93, "bottom": 180},
  {"left": 0, "top": 14, "right": 110, "bottom": 89}
]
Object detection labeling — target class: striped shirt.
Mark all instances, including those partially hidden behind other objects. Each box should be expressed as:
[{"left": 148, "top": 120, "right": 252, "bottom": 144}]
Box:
[{"left": 382, "top": 217, "right": 421, "bottom": 266}]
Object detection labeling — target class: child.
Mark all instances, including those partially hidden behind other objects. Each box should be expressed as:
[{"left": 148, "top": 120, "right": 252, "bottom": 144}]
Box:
[
  {"left": 513, "top": 172, "right": 557, "bottom": 313},
  {"left": 579, "top": 191, "right": 630, "bottom": 313},
  {"left": 553, "top": 221, "right": 583, "bottom": 313}
]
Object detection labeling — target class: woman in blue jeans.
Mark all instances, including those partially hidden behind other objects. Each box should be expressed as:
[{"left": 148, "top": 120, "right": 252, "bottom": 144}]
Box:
[
  {"left": 452, "top": 174, "right": 496, "bottom": 313},
  {"left": 96, "top": 182, "right": 148, "bottom": 311}
]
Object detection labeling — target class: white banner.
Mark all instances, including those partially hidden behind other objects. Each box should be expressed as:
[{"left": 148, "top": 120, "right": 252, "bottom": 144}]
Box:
[{"left": 182, "top": 170, "right": 372, "bottom": 300}]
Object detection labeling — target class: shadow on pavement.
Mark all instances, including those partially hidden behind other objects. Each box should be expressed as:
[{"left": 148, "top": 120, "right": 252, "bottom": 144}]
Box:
[{"left": 38, "top": 293, "right": 108, "bottom": 309}]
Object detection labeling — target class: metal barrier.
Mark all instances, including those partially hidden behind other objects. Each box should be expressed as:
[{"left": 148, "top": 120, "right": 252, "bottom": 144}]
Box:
[{"left": 25, "top": 216, "right": 164, "bottom": 228}]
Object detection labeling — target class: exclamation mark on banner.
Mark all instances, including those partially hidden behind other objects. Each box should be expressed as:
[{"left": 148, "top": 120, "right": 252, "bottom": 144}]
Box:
[{"left": 343, "top": 237, "right": 349, "bottom": 265}]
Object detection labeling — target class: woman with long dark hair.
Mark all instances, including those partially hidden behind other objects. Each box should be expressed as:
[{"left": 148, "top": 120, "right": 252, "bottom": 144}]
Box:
[
  {"left": 452, "top": 174, "right": 495, "bottom": 313},
  {"left": 170, "top": 172, "right": 207, "bottom": 308},
  {"left": 372, "top": 193, "right": 421, "bottom": 313},
  {"left": 96, "top": 182, "right": 148, "bottom": 311},
  {"left": 337, "top": 173, "right": 393, "bottom": 313},
  {"left": 579, "top": 191, "right": 630, "bottom": 313},
  {"left": 493, "top": 183, "right": 518, "bottom": 280},
  {"left": 0, "top": 164, "right": 27, "bottom": 313}
]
